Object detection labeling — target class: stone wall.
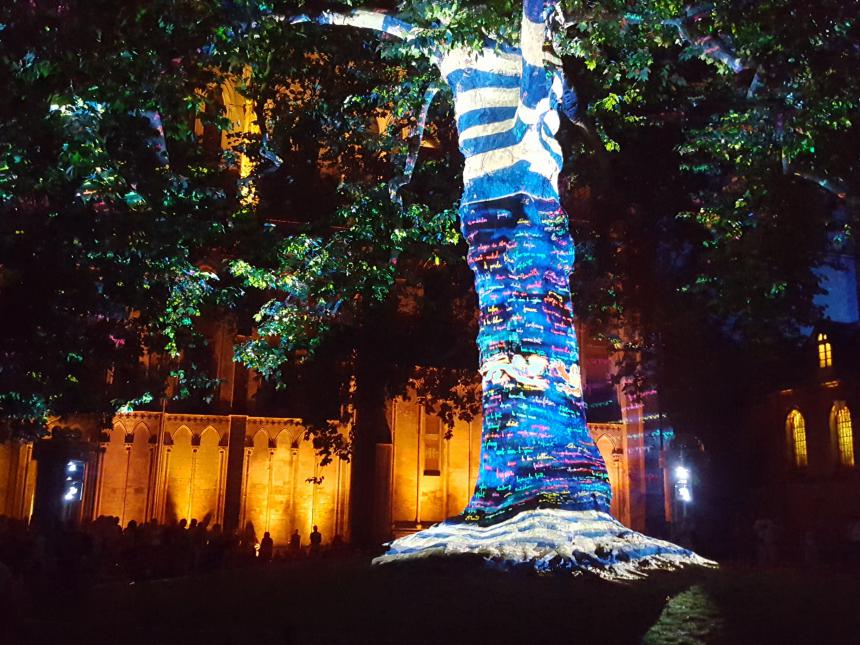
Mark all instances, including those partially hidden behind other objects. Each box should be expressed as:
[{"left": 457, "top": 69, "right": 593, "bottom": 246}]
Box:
[
  {"left": 386, "top": 396, "right": 637, "bottom": 536},
  {"left": 88, "top": 413, "right": 350, "bottom": 546},
  {"left": 4, "top": 395, "right": 642, "bottom": 543},
  {"left": 0, "top": 440, "right": 36, "bottom": 519}
]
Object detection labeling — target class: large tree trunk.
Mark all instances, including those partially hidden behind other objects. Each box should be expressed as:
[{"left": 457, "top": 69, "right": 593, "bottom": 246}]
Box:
[
  {"left": 459, "top": 194, "right": 611, "bottom": 523},
  {"left": 290, "top": 2, "right": 710, "bottom": 575},
  {"left": 439, "top": 38, "right": 610, "bottom": 524},
  {"left": 374, "top": 6, "right": 709, "bottom": 576}
]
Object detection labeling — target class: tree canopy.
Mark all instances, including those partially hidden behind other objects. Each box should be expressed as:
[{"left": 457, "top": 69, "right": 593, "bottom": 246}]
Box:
[{"left": 1, "top": 0, "right": 857, "bottom": 449}]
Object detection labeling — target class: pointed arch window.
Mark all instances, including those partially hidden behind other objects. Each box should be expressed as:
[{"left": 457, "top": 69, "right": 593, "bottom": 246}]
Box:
[
  {"left": 787, "top": 410, "right": 808, "bottom": 469},
  {"left": 832, "top": 403, "right": 855, "bottom": 467},
  {"left": 818, "top": 333, "right": 833, "bottom": 368}
]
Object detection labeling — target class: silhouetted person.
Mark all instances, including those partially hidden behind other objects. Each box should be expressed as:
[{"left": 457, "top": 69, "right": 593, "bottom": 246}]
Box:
[
  {"left": 288, "top": 529, "right": 301, "bottom": 558},
  {"left": 259, "top": 531, "right": 274, "bottom": 563},
  {"left": 309, "top": 525, "right": 322, "bottom": 558},
  {"left": 190, "top": 519, "right": 206, "bottom": 572},
  {"left": 241, "top": 523, "right": 257, "bottom": 563},
  {"left": 203, "top": 524, "right": 224, "bottom": 571}
]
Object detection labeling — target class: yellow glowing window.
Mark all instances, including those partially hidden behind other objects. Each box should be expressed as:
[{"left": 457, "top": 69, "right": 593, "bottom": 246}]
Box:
[
  {"left": 788, "top": 410, "right": 808, "bottom": 468},
  {"left": 834, "top": 404, "right": 855, "bottom": 467},
  {"left": 817, "top": 333, "right": 832, "bottom": 368}
]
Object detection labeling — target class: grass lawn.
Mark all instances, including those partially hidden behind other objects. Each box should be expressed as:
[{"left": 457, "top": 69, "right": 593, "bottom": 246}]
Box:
[{"left": 11, "top": 556, "right": 860, "bottom": 645}]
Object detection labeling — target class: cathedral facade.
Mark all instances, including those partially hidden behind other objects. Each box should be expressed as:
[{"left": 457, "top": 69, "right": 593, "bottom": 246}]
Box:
[
  {"left": 0, "top": 78, "right": 671, "bottom": 546},
  {"left": 0, "top": 325, "right": 663, "bottom": 547}
]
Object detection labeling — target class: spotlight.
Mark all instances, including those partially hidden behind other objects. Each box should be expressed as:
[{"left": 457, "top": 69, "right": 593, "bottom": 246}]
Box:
[{"left": 62, "top": 460, "right": 84, "bottom": 503}]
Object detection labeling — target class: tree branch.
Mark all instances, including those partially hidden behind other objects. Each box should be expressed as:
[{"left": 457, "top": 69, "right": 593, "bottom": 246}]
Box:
[
  {"left": 283, "top": 9, "right": 415, "bottom": 40},
  {"left": 388, "top": 83, "right": 442, "bottom": 205},
  {"left": 622, "top": 6, "right": 750, "bottom": 75},
  {"left": 791, "top": 170, "right": 849, "bottom": 200},
  {"left": 746, "top": 65, "right": 765, "bottom": 99},
  {"left": 662, "top": 16, "right": 748, "bottom": 73}
]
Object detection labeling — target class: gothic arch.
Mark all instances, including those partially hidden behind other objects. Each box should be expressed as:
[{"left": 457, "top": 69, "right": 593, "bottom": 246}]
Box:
[
  {"left": 595, "top": 434, "right": 621, "bottom": 519},
  {"left": 165, "top": 426, "right": 193, "bottom": 522},
  {"left": 268, "top": 427, "right": 304, "bottom": 544},
  {"left": 189, "top": 426, "right": 222, "bottom": 524},
  {"left": 109, "top": 421, "right": 127, "bottom": 442},
  {"left": 168, "top": 425, "right": 192, "bottom": 444},
  {"left": 122, "top": 422, "right": 151, "bottom": 524},
  {"left": 97, "top": 421, "right": 132, "bottom": 519},
  {"left": 274, "top": 425, "right": 303, "bottom": 449},
  {"left": 243, "top": 429, "right": 273, "bottom": 540}
]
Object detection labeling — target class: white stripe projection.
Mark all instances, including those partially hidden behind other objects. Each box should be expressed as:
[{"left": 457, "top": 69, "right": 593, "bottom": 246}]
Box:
[{"left": 437, "top": 7, "right": 564, "bottom": 205}]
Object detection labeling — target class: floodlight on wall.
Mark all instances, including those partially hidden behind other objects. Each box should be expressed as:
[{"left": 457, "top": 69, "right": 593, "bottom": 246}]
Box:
[{"left": 63, "top": 460, "right": 84, "bottom": 503}]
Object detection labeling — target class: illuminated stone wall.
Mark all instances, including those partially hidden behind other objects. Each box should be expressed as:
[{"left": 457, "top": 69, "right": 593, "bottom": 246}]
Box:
[
  {"left": 236, "top": 419, "right": 350, "bottom": 545},
  {"left": 0, "top": 439, "right": 36, "bottom": 519},
  {"left": 388, "top": 399, "right": 483, "bottom": 532},
  {"left": 3, "top": 396, "right": 644, "bottom": 541},
  {"left": 87, "top": 413, "right": 350, "bottom": 546},
  {"left": 386, "top": 394, "right": 640, "bottom": 537},
  {"left": 2, "top": 314, "right": 652, "bottom": 542}
]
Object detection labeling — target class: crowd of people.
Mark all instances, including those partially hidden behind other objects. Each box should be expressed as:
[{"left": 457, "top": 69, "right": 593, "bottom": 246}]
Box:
[{"left": 0, "top": 514, "right": 344, "bottom": 589}]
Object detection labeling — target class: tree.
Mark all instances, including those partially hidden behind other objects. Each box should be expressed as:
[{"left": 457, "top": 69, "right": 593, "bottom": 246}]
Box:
[
  {"left": 221, "top": 0, "right": 710, "bottom": 575},
  {"left": 0, "top": 1, "right": 234, "bottom": 438},
  {"left": 6, "top": 0, "right": 853, "bottom": 572},
  {"left": 229, "top": 0, "right": 857, "bottom": 571}
]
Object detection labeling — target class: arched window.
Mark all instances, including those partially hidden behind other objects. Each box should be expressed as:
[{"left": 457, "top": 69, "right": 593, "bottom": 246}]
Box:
[
  {"left": 787, "top": 410, "right": 808, "bottom": 468},
  {"left": 818, "top": 332, "right": 833, "bottom": 368},
  {"left": 831, "top": 403, "right": 855, "bottom": 467}
]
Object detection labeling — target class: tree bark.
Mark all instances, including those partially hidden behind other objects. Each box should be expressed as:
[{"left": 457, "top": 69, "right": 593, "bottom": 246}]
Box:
[
  {"left": 285, "top": 1, "right": 612, "bottom": 528},
  {"left": 442, "top": 30, "right": 610, "bottom": 523}
]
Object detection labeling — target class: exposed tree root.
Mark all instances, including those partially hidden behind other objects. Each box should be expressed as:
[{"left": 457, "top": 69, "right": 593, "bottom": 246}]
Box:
[{"left": 373, "top": 509, "right": 716, "bottom": 580}]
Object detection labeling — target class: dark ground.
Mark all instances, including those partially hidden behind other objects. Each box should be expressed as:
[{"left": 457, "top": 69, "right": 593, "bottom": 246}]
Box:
[{"left": 6, "top": 556, "right": 858, "bottom": 645}]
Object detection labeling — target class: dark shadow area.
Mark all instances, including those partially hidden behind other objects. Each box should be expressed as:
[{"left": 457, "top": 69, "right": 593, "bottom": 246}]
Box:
[
  {"left": 11, "top": 547, "right": 860, "bottom": 645},
  {"left": 13, "top": 556, "right": 704, "bottom": 645}
]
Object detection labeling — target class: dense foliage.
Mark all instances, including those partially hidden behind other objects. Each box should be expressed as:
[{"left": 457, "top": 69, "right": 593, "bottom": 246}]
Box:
[
  {"left": 1, "top": 0, "right": 857, "bottom": 458},
  {"left": 0, "top": 1, "right": 233, "bottom": 437}
]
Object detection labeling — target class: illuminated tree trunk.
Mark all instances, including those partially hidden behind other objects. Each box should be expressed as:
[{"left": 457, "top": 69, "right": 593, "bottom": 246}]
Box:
[
  {"left": 294, "top": 0, "right": 610, "bottom": 526},
  {"left": 292, "top": 1, "right": 707, "bottom": 574},
  {"left": 440, "top": 5, "right": 610, "bottom": 524},
  {"left": 457, "top": 195, "right": 610, "bottom": 523}
]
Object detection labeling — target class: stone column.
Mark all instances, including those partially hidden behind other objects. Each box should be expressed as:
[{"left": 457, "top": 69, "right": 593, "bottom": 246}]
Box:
[{"left": 222, "top": 415, "right": 248, "bottom": 533}]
